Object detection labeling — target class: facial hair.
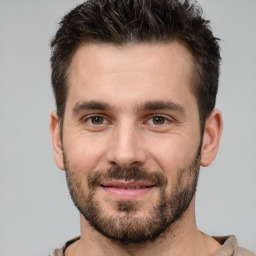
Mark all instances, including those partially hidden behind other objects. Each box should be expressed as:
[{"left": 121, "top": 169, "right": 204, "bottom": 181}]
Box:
[{"left": 64, "top": 148, "right": 201, "bottom": 245}]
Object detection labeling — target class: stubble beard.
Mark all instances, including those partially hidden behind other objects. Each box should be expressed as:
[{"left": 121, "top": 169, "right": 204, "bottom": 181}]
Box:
[{"left": 64, "top": 148, "right": 201, "bottom": 245}]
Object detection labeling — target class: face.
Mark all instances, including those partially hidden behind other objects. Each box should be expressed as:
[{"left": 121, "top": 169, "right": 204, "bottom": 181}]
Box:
[{"left": 55, "top": 42, "right": 204, "bottom": 243}]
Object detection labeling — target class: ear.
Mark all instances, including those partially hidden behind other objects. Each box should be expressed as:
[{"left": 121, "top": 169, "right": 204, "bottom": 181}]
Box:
[
  {"left": 200, "top": 109, "right": 223, "bottom": 167},
  {"left": 49, "top": 111, "right": 65, "bottom": 170}
]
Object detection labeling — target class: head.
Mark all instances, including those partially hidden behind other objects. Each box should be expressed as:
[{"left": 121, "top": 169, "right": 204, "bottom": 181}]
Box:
[
  {"left": 51, "top": 0, "right": 221, "bottom": 133},
  {"left": 50, "top": 0, "right": 222, "bottom": 245}
]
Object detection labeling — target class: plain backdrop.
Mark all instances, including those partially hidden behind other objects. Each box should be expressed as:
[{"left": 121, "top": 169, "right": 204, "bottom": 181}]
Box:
[{"left": 0, "top": 0, "right": 255, "bottom": 255}]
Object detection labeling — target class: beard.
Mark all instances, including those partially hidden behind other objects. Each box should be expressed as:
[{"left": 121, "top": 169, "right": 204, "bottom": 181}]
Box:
[{"left": 64, "top": 147, "right": 201, "bottom": 245}]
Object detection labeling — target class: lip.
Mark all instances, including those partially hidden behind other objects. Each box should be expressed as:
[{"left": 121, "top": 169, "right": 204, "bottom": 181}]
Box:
[{"left": 100, "top": 180, "right": 156, "bottom": 200}]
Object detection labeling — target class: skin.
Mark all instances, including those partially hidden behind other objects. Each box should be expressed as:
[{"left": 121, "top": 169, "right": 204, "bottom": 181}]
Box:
[{"left": 50, "top": 42, "right": 223, "bottom": 256}]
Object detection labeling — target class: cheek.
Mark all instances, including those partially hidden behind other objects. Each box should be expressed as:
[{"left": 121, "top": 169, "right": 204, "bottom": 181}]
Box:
[
  {"left": 146, "top": 134, "right": 198, "bottom": 176},
  {"left": 63, "top": 131, "right": 109, "bottom": 172}
]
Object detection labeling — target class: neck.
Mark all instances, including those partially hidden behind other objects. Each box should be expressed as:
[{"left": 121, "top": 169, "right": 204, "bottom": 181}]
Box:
[{"left": 65, "top": 198, "right": 221, "bottom": 256}]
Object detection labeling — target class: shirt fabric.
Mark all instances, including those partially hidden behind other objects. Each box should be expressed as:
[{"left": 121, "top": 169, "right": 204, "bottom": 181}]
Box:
[{"left": 50, "top": 235, "right": 255, "bottom": 256}]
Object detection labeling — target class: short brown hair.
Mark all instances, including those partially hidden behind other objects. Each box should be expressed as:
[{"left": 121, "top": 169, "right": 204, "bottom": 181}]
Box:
[{"left": 50, "top": 0, "right": 221, "bottom": 131}]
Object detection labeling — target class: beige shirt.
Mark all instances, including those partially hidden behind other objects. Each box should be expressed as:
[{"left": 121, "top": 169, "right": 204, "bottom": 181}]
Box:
[{"left": 50, "top": 235, "right": 255, "bottom": 256}]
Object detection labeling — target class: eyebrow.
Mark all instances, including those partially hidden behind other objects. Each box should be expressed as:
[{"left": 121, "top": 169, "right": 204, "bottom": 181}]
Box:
[
  {"left": 72, "top": 100, "right": 185, "bottom": 114},
  {"left": 73, "top": 100, "right": 113, "bottom": 114},
  {"left": 137, "top": 101, "right": 185, "bottom": 113}
]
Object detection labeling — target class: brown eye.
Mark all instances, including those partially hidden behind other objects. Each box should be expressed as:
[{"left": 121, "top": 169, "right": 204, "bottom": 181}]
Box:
[
  {"left": 152, "top": 116, "right": 166, "bottom": 125},
  {"left": 90, "top": 116, "right": 104, "bottom": 125}
]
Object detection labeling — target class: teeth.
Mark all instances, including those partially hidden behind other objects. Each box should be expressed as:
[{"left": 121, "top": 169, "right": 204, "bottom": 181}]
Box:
[
  {"left": 106, "top": 185, "right": 148, "bottom": 189},
  {"left": 126, "top": 186, "right": 145, "bottom": 189}
]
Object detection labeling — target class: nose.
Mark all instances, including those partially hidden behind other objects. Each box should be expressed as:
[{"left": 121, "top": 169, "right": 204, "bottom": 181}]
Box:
[{"left": 106, "top": 123, "right": 147, "bottom": 169}]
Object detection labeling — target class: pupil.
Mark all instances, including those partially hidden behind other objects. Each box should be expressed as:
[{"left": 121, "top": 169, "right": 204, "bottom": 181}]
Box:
[
  {"left": 92, "top": 116, "right": 103, "bottom": 124},
  {"left": 153, "top": 116, "right": 164, "bottom": 125}
]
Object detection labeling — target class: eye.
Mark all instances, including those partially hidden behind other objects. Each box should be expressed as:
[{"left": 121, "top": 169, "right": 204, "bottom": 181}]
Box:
[
  {"left": 148, "top": 116, "right": 168, "bottom": 125},
  {"left": 151, "top": 116, "right": 167, "bottom": 125},
  {"left": 85, "top": 115, "right": 106, "bottom": 125}
]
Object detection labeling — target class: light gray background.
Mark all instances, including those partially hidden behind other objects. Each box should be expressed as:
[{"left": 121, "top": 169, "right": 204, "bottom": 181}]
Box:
[{"left": 0, "top": 1, "right": 255, "bottom": 255}]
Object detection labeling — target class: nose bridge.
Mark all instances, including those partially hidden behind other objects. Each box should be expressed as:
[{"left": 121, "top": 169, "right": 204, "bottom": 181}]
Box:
[{"left": 107, "top": 119, "right": 146, "bottom": 168}]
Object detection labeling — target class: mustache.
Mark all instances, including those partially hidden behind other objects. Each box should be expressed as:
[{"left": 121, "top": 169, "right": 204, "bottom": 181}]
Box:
[{"left": 87, "top": 166, "right": 168, "bottom": 189}]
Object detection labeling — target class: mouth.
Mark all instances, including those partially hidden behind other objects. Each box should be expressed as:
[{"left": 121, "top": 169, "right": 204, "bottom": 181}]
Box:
[{"left": 100, "top": 180, "right": 156, "bottom": 199}]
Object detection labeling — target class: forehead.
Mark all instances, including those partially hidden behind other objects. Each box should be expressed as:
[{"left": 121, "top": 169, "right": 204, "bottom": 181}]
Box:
[
  {"left": 67, "top": 42, "right": 196, "bottom": 111},
  {"left": 69, "top": 42, "right": 194, "bottom": 82}
]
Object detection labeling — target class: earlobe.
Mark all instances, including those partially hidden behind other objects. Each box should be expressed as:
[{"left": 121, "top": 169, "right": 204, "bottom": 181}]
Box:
[
  {"left": 49, "top": 111, "right": 65, "bottom": 170},
  {"left": 200, "top": 109, "right": 223, "bottom": 167}
]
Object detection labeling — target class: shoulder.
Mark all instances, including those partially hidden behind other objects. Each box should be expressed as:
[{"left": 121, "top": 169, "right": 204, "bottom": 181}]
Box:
[
  {"left": 49, "top": 248, "right": 64, "bottom": 256},
  {"left": 50, "top": 236, "right": 80, "bottom": 256},
  {"left": 234, "top": 247, "right": 256, "bottom": 256},
  {"left": 213, "top": 235, "right": 255, "bottom": 256}
]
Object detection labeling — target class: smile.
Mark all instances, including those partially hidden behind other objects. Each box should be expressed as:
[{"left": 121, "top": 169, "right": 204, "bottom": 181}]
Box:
[
  {"left": 100, "top": 181, "right": 156, "bottom": 199},
  {"left": 101, "top": 185, "right": 154, "bottom": 189}
]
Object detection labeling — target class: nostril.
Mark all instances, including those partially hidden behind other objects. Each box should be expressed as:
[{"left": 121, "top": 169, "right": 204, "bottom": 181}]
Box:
[{"left": 107, "top": 160, "right": 120, "bottom": 167}]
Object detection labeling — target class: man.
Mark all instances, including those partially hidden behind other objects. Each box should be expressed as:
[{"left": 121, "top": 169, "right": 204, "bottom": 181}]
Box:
[{"left": 49, "top": 0, "right": 255, "bottom": 255}]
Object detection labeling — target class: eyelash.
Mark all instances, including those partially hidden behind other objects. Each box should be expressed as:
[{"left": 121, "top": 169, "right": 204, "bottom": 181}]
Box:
[
  {"left": 146, "top": 115, "right": 170, "bottom": 126},
  {"left": 83, "top": 115, "right": 109, "bottom": 125}
]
